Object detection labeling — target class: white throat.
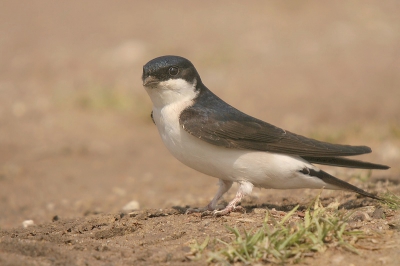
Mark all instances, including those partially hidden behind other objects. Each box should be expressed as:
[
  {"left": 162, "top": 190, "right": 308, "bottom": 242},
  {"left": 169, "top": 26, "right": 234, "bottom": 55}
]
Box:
[
  {"left": 144, "top": 78, "right": 199, "bottom": 109},
  {"left": 145, "top": 77, "right": 200, "bottom": 173}
]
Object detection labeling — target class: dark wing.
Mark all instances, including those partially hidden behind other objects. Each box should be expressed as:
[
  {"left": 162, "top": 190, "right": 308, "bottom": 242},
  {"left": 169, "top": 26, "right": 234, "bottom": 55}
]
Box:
[{"left": 179, "top": 88, "right": 372, "bottom": 157}]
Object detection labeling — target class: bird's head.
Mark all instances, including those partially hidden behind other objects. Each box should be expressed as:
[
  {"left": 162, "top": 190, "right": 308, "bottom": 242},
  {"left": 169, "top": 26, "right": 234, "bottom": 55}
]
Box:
[{"left": 142, "top": 55, "right": 202, "bottom": 108}]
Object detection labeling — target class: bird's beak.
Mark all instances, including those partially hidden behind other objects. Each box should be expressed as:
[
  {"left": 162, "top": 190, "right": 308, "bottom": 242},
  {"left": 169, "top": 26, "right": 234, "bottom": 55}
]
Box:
[{"left": 143, "top": 75, "right": 159, "bottom": 87}]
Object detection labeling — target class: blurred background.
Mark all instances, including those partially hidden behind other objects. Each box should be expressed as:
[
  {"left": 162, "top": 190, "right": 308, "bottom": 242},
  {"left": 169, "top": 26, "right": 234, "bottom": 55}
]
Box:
[{"left": 1, "top": 0, "right": 399, "bottom": 228}]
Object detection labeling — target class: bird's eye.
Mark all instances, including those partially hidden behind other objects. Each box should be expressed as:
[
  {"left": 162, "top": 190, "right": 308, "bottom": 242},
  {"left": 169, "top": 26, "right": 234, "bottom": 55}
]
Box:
[{"left": 168, "top": 67, "right": 179, "bottom": 76}]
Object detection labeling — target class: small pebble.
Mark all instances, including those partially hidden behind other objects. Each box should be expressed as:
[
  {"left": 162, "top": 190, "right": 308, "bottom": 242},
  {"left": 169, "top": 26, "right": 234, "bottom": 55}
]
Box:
[
  {"left": 122, "top": 200, "right": 140, "bottom": 211},
  {"left": 297, "top": 211, "right": 305, "bottom": 218},
  {"left": 22, "top": 220, "right": 35, "bottom": 228},
  {"left": 371, "top": 208, "right": 385, "bottom": 219},
  {"left": 350, "top": 211, "right": 371, "bottom": 222}
]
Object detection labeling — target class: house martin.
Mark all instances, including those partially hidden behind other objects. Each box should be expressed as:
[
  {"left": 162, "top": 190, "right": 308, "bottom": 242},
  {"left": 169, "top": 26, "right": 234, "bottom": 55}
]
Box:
[{"left": 142, "top": 55, "right": 389, "bottom": 215}]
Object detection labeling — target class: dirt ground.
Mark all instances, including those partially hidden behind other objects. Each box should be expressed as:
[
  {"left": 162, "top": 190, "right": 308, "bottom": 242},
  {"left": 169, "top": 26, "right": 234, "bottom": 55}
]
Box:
[{"left": 1, "top": 1, "right": 400, "bottom": 265}]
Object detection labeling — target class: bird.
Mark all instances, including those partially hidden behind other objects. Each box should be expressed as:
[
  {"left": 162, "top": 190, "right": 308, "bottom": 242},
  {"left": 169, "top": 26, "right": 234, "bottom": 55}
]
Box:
[{"left": 142, "top": 55, "right": 389, "bottom": 216}]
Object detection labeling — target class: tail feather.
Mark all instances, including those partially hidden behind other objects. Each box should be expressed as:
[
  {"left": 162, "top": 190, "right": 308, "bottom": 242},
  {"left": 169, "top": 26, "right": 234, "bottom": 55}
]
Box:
[
  {"left": 301, "top": 168, "right": 381, "bottom": 200},
  {"left": 302, "top": 156, "right": 389, "bottom": 170}
]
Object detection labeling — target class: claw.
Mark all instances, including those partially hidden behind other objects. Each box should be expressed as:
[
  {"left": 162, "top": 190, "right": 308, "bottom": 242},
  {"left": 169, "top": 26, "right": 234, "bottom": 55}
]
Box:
[
  {"left": 212, "top": 205, "right": 245, "bottom": 216},
  {"left": 212, "top": 208, "right": 230, "bottom": 217}
]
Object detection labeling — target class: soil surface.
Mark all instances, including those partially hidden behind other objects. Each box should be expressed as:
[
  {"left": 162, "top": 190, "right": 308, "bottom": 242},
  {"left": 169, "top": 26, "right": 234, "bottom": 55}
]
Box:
[{"left": 1, "top": 1, "right": 400, "bottom": 265}]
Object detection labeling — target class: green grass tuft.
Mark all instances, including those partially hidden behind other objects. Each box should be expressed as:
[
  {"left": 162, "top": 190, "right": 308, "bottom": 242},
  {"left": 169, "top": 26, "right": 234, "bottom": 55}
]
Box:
[
  {"left": 203, "top": 193, "right": 364, "bottom": 264},
  {"left": 379, "top": 191, "right": 400, "bottom": 210},
  {"left": 185, "top": 236, "right": 210, "bottom": 261}
]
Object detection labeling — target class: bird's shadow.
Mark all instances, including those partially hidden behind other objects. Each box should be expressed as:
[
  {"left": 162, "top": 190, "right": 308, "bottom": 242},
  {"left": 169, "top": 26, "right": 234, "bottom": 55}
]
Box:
[
  {"left": 171, "top": 195, "right": 381, "bottom": 215},
  {"left": 248, "top": 195, "right": 381, "bottom": 212}
]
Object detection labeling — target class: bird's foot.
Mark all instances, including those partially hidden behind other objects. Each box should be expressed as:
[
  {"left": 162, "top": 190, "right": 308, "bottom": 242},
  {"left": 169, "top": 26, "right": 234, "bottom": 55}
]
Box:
[
  {"left": 212, "top": 205, "right": 245, "bottom": 216},
  {"left": 186, "top": 181, "right": 252, "bottom": 217},
  {"left": 185, "top": 205, "right": 243, "bottom": 217},
  {"left": 193, "top": 207, "right": 242, "bottom": 218}
]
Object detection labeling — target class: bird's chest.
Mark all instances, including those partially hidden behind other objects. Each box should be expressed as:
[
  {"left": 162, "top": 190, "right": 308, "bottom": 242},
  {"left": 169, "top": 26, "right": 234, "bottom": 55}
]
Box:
[
  {"left": 152, "top": 102, "right": 191, "bottom": 157},
  {"left": 152, "top": 103, "right": 233, "bottom": 179}
]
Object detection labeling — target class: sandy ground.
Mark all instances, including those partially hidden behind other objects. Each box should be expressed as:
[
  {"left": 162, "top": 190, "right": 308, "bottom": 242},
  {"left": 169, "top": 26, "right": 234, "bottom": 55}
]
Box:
[{"left": 1, "top": 1, "right": 400, "bottom": 265}]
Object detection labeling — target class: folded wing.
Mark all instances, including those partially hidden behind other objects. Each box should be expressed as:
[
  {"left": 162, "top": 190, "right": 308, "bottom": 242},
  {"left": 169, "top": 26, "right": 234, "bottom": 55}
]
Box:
[{"left": 179, "top": 88, "right": 388, "bottom": 169}]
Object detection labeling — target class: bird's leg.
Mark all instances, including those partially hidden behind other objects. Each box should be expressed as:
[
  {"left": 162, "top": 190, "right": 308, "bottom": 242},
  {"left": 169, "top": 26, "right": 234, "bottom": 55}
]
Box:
[
  {"left": 186, "top": 179, "right": 232, "bottom": 214},
  {"left": 213, "top": 181, "right": 253, "bottom": 216},
  {"left": 206, "top": 179, "right": 233, "bottom": 210}
]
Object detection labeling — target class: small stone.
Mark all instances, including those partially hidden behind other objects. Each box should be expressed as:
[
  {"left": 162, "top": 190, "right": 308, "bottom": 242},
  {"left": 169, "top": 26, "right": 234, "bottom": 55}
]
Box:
[
  {"left": 122, "top": 200, "right": 140, "bottom": 211},
  {"left": 371, "top": 208, "right": 385, "bottom": 219},
  {"left": 22, "top": 220, "right": 35, "bottom": 228},
  {"left": 350, "top": 211, "right": 371, "bottom": 222},
  {"left": 297, "top": 211, "right": 305, "bottom": 218},
  {"left": 52, "top": 215, "right": 59, "bottom": 222}
]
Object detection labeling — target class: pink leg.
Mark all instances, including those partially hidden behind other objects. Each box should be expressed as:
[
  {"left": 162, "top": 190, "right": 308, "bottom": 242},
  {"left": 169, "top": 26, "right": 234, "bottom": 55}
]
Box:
[
  {"left": 213, "top": 181, "right": 253, "bottom": 216},
  {"left": 186, "top": 179, "right": 232, "bottom": 214}
]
